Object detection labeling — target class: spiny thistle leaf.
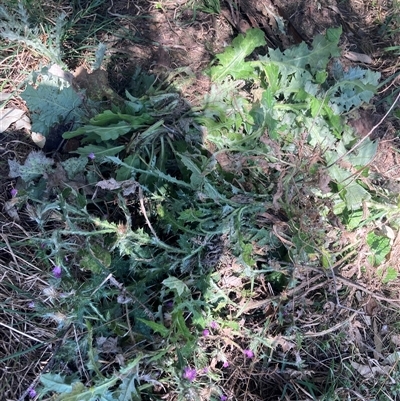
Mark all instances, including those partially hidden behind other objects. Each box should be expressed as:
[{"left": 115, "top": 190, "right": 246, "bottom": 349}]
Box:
[
  {"left": 8, "top": 151, "right": 54, "bottom": 182},
  {"left": 40, "top": 373, "right": 76, "bottom": 393},
  {"left": 21, "top": 68, "right": 83, "bottom": 135},
  {"left": 328, "top": 61, "right": 381, "bottom": 113},
  {"left": 210, "top": 28, "right": 266, "bottom": 82},
  {"left": 0, "top": 4, "right": 66, "bottom": 64},
  {"left": 137, "top": 319, "right": 170, "bottom": 338},
  {"left": 64, "top": 122, "right": 132, "bottom": 142},
  {"left": 259, "top": 27, "right": 342, "bottom": 98},
  {"left": 163, "top": 276, "right": 190, "bottom": 297},
  {"left": 117, "top": 376, "right": 141, "bottom": 401}
]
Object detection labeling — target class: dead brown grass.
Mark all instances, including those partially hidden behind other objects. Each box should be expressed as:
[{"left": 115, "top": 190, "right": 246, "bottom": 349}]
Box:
[{"left": 0, "top": 239, "right": 57, "bottom": 400}]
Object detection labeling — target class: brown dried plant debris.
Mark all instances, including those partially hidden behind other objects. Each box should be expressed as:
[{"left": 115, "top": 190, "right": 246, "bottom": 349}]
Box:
[
  {"left": 0, "top": 48, "right": 46, "bottom": 96},
  {"left": 0, "top": 254, "right": 58, "bottom": 400},
  {"left": 0, "top": 130, "right": 35, "bottom": 214}
]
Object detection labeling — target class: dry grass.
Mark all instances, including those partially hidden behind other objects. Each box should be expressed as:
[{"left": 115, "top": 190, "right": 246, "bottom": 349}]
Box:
[
  {"left": 0, "top": 129, "right": 58, "bottom": 399},
  {"left": 0, "top": 239, "right": 57, "bottom": 399}
]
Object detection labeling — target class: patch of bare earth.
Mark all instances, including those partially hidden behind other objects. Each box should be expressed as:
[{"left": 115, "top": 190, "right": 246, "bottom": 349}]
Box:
[{"left": 104, "top": 0, "right": 234, "bottom": 105}]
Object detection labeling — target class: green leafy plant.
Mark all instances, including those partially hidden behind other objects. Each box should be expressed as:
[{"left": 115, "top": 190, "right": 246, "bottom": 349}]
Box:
[
  {"left": 0, "top": 2, "right": 66, "bottom": 64},
  {"left": 367, "top": 231, "right": 391, "bottom": 266},
  {"left": 21, "top": 66, "right": 84, "bottom": 136},
  {"left": 203, "top": 27, "right": 381, "bottom": 212},
  {"left": 9, "top": 25, "right": 400, "bottom": 401},
  {"left": 8, "top": 150, "right": 54, "bottom": 182}
]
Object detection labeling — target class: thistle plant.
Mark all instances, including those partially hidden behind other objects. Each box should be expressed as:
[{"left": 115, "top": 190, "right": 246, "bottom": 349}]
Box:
[
  {"left": 4, "top": 23, "right": 400, "bottom": 401},
  {"left": 0, "top": 2, "right": 66, "bottom": 65}
]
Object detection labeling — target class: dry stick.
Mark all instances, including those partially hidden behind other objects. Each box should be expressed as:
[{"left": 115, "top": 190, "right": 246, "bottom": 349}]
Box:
[
  {"left": 73, "top": 324, "right": 90, "bottom": 382},
  {"left": 124, "top": 302, "right": 136, "bottom": 345},
  {"left": 284, "top": 311, "right": 359, "bottom": 339},
  {"left": 293, "top": 381, "right": 317, "bottom": 400},
  {"left": 325, "top": 263, "right": 368, "bottom": 315},
  {"left": 306, "top": 264, "right": 400, "bottom": 309},
  {"left": 326, "top": 91, "right": 400, "bottom": 169},
  {"left": 339, "top": 388, "right": 370, "bottom": 400},
  {"left": 91, "top": 273, "right": 113, "bottom": 296},
  {"left": 138, "top": 186, "right": 159, "bottom": 241},
  {"left": 0, "top": 321, "right": 44, "bottom": 343},
  {"left": 238, "top": 273, "right": 326, "bottom": 314},
  {"left": 93, "top": 274, "right": 155, "bottom": 320},
  {"left": 334, "top": 273, "right": 400, "bottom": 310}
]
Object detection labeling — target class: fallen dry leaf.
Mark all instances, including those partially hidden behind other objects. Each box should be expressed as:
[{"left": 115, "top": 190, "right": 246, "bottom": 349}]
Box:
[
  {"left": 3, "top": 199, "right": 20, "bottom": 221},
  {"left": 31, "top": 132, "right": 46, "bottom": 148},
  {"left": 343, "top": 51, "right": 373, "bottom": 64},
  {"left": 272, "top": 335, "right": 296, "bottom": 352},
  {"left": 390, "top": 334, "right": 400, "bottom": 347},
  {"left": 96, "top": 178, "right": 122, "bottom": 190},
  {"left": 0, "top": 108, "right": 26, "bottom": 133},
  {"left": 384, "top": 351, "right": 400, "bottom": 365},
  {"left": 350, "top": 360, "right": 389, "bottom": 379}
]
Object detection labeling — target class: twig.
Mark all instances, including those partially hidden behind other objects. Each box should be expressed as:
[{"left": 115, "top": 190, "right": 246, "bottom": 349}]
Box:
[
  {"left": 0, "top": 321, "right": 44, "bottom": 343},
  {"left": 312, "top": 264, "right": 400, "bottom": 310},
  {"left": 125, "top": 303, "right": 136, "bottom": 345},
  {"left": 138, "top": 186, "right": 159, "bottom": 241},
  {"left": 0, "top": 233, "right": 20, "bottom": 270},
  {"left": 74, "top": 324, "right": 90, "bottom": 382},
  {"left": 91, "top": 273, "right": 113, "bottom": 296},
  {"left": 290, "top": 262, "right": 400, "bottom": 310},
  {"left": 334, "top": 273, "right": 400, "bottom": 310},
  {"left": 327, "top": 264, "right": 366, "bottom": 314},
  {"left": 284, "top": 312, "right": 359, "bottom": 339},
  {"left": 108, "top": 275, "right": 155, "bottom": 320}
]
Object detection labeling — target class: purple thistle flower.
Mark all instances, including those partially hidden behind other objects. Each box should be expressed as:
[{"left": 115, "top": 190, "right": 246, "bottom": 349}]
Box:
[
  {"left": 202, "top": 329, "right": 210, "bottom": 337},
  {"left": 88, "top": 152, "right": 95, "bottom": 160},
  {"left": 10, "top": 188, "right": 18, "bottom": 197},
  {"left": 183, "top": 366, "right": 196, "bottom": 382},
  {"left": 28, "top": 388, "right": 37, "bottom": 398},
  {"left": 210, "top": 321, "right": 218, "bottom": 329},
  {"left": 28, "top": 301, "right": 35, "bottom": 309},
  {"left": 223, "top": 361, "right": 229, "bottom": 368},
  {"left": 52, "top": 265, "right": 62, "bottom": 278},
  {"left": 220, "top": 395, "right": 228, "bottom": 401},
  {"left": 244, "top": 349, "right": 254, "bottom": 358}
]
